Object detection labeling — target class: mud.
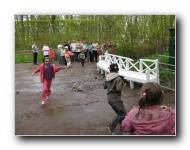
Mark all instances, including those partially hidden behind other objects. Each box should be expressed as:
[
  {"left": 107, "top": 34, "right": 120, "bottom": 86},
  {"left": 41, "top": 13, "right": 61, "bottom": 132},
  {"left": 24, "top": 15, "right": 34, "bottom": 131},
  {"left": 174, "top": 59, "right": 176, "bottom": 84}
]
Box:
[{"left": 15, "top": 61, "right": 175, "bottom": 135}]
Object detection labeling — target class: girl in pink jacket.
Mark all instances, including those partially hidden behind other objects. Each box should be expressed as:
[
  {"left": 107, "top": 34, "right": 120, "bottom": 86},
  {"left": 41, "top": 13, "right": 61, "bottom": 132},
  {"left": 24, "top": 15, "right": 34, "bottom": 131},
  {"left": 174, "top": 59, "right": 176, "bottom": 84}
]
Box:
[
  {"left": 63, "top": 46, "right": 74, "bottom": 68},
  {"left": 32, "top": 57, "right": 63, "bottom": 105},
  {"left": 121, "top": 82, "right": 175, "bottom": 135},
  {"left": 48, "top": 48, "right": 55, "bottom": 62}
]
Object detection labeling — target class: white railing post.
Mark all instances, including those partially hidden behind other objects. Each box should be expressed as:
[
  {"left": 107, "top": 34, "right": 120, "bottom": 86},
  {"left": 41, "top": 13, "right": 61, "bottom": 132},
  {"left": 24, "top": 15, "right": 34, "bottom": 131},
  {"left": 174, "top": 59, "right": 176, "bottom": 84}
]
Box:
[
  {"left": 139, "top": 59, "right": 143, "bottom": 73},
  {"left": 156, "top": 59, "right": 160, "bottom": 84},
  {"left": 126, "top": 59, "right": 129, "bottom": 70},
  {"left": 118, "top": 57, "right": 121, "bottom": 69}
]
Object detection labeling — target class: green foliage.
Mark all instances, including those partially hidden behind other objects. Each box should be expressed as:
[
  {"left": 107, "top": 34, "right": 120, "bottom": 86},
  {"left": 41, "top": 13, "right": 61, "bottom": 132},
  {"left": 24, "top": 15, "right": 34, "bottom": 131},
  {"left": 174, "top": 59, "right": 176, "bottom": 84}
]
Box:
[
  {"left": 15, "top": 53, "right": 44, "bottom": 63},
  {"left": 15, "top": 15, "right": 175, "bottom": 52},
  {"left": 159, "top": 69, "right": 175, "bottom": 83},
  {"left": 15, "top": 14, "right": 175, "bottom": 69}
]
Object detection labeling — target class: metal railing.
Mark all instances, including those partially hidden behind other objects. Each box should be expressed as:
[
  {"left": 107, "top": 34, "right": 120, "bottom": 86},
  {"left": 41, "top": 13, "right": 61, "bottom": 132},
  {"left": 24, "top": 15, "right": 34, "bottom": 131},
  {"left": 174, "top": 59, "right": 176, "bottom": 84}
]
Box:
[{"left": 157, "top": 54, "right": 175, "bottom": 91}]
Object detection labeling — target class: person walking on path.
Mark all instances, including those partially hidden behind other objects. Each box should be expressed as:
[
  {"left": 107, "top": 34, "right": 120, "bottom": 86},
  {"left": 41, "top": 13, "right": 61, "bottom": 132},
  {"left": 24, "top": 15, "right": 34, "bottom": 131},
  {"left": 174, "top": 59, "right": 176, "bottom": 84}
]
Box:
[
  {"left": 70, "top": 40, "right": 76, "bottom": 62},
  {"left": 63, "top": 46, "right": 74, "bottom": 68},
  {"left": 103, "top": 63, "right": 126, "bottom": 135},
  {"left": 88, "top": 42, "right": 93, "bottom": 63},
  {"left": 32, "top": 41, "right": 38, "bottom": 65},
  {"left": 75, "top": 40, "right": 83, "bottom": 63},
  {"left": 101, "top": 43, "right": 107, "bottom": 55},
  {"left": 32, "top": 57, "right": 63, "bottom": 105},
  {"left": 82, "top": 40, "right": 88, "bottom": 62},
  {"left": 48, "top": 48, "right": 55, "bottom": 63},
  {"left": 92, "top": 40, "right": 99, "bottom": 62},
  {"left": 57, "top": 41, "right": 63, "bottom": 64},
  {"left": 120, "top": 82, "right": 175, "bottom": 135},
  {"left": 78, "top": 50, "right": 85, "bottom": 67},
  {"left": 60, "top": 46, "right": 65, "bottom": 66},
  {"left": 42, "top": 43, "right": 50, "bottom": 58},
  {"left": 64, "top": 40, "right": 71, "bottom": 51}
]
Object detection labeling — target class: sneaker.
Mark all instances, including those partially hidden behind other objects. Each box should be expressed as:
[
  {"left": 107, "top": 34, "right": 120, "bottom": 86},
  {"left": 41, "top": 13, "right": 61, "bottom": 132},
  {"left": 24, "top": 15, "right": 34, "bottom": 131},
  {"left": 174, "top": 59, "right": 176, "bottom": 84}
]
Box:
[
  {"left": 41, "top": 101, "right": 45, "bottom": 105},
  {"left": 46, "top": 96, "right": 49, "bottom": 100},
  {"left": 106, "top": 125, "right": 114, "bottom": 135}
]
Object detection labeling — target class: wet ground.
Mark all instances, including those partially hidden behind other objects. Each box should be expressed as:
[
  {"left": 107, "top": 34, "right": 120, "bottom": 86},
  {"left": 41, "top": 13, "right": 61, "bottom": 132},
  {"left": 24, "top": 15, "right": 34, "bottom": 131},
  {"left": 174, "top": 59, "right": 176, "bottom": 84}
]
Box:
[{"left": 15, "top": 61, "right": 175, "bottom": 136}]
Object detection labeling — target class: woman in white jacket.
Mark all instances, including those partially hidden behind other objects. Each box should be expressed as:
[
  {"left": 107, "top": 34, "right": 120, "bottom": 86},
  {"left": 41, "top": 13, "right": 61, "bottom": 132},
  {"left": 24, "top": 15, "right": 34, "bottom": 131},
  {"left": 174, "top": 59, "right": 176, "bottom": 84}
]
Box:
[
  {"left": 42, "top": 43, "right": 50, "bottom": 58},
  {"left": 92, "top": 40, "right": 99, "bottom": 62}
]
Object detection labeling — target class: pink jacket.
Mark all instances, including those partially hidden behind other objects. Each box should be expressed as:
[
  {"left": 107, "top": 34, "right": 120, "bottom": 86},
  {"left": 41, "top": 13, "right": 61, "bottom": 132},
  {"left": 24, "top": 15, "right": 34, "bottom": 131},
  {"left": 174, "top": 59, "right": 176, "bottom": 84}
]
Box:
[
  {"left": 33, "top": 63, "right": 60, "bottom": 83},
  {"left": 120, "top": 105, "right": 175, "bottom": 135},
  {"left": 63, "top": 51, "right": 74, "bottom": 61},
  {"left": 48, "top": 50, "right": 55, "bottom": 58}
]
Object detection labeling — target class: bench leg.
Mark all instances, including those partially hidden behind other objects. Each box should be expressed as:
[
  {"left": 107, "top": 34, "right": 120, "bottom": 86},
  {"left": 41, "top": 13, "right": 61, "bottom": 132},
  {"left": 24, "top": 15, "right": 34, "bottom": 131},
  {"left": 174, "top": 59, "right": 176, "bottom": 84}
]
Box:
[
  {"left": 105, "top": 71, "right": 108, "bottom": 76},
  {"left": 130, "top": 81, "right": 134, "bottom": 89},
  {"left": 101, "top": 69, "right": 104, "bottom": 75},
  {"left": 97, "top": 67, "right": 100, "bottom": 72}
]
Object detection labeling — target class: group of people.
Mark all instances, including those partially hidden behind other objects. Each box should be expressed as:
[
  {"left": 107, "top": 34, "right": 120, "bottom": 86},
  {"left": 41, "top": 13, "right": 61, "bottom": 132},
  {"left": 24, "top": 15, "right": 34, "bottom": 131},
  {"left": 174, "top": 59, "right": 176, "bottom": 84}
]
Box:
[
  {"left": 31, "top": 40, "right": 175, "bottom": 136},
  {"left": 32, "top": 39, "right": 113, "bottom": 67},
  {"left": 57, "top": 40, "right": 100, "bottom": 67},
  {"left": 32, "top": 42, "right": 55, "bottom": 65}
]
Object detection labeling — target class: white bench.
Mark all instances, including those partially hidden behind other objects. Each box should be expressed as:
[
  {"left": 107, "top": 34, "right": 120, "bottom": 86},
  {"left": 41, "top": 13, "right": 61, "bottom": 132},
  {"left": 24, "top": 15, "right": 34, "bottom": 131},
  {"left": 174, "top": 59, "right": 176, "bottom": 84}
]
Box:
[{"left": 97, "top": 53, "right": 160, "bottom": 89}]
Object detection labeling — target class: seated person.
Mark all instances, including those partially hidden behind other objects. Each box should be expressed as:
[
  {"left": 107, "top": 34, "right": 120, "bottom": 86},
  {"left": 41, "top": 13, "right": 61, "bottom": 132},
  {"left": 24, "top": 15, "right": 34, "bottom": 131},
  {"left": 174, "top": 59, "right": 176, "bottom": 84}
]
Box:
[{"left": 120, "top": 82, "right": 175, "bottom": 135}]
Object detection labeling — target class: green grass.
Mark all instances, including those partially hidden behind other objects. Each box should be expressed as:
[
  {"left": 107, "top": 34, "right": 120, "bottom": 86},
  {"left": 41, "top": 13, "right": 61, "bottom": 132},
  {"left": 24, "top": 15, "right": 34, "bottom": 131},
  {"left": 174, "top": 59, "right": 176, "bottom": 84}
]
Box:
[
  {"left": 15, "top": 53, "right": 45, "bottom": 63},
  {"left": 159, "top": 69, "right": 175, "bottom": 83}
]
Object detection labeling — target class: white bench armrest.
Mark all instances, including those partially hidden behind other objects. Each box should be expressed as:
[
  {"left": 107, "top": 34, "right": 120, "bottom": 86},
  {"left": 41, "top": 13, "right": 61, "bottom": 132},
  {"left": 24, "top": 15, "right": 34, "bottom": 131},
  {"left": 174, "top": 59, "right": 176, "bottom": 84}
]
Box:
[{"left": 145, "top": 68, "right": 157, "bottom": 81}]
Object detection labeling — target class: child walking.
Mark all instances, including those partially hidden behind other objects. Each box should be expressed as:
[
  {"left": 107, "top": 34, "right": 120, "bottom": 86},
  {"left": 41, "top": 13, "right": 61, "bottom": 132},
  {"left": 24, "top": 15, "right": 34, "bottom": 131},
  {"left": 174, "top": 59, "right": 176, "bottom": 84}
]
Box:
[
  {"left": 103, "top": 63, "right": 126, "bottom": 135},
  {"left": 48, "top": 48, "right": 55, "bottom": 62},
  {"left": 63, "top": 46, "right": 74, "bottom": 68},
  {"left": 78, "top": 50, "right": 85, "bottom": 67},
  {"left": 120, "top": 82, "right": 175, "bottom": 135},
  {"left": 32, "top": 57, "right": 63, "bottom": 105}
]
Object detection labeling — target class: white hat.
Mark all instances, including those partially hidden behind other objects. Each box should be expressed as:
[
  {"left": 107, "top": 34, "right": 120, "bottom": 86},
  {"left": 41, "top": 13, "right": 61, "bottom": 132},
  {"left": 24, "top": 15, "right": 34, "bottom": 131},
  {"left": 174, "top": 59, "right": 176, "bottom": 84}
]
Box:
[{"left": 64, "top": 46, "right": 68, "bottom": 49}]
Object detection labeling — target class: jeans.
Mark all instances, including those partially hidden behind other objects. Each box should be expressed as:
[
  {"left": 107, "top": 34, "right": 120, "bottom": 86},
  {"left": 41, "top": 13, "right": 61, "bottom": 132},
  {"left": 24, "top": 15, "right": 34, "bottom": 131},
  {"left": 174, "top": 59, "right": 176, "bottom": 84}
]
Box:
[
  {"left": 57, "top": 51, "right": 61, "bottom": 64},
  {"left": 108, "top": 100, "right": 126, "bottom": 131}
]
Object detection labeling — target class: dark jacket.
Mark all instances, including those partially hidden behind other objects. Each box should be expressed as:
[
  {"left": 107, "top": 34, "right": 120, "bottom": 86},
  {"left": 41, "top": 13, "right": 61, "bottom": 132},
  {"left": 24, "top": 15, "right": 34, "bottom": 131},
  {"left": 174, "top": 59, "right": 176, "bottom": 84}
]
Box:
[{"left": 103, "top": 73, "right": 124, "bottom": 102}]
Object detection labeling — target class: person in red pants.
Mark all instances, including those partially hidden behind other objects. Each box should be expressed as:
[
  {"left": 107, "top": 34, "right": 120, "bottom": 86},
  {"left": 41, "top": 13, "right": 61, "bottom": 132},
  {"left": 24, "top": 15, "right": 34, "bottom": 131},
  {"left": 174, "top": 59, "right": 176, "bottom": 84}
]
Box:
[{"left": 32, "top": 57, "right": 63, "bottom": 105}]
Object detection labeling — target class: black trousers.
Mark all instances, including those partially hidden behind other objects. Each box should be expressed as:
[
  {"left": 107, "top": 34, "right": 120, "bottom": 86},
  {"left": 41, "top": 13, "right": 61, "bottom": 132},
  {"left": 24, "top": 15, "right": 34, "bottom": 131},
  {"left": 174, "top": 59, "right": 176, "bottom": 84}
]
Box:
[
  {"left": 89, "top": 51, "right": 93, "bottom": 62},
  {"left": 33, "top": 52, "right": 38, "bottom": 64},
  {"left": 108, "top": 100, "right": 126, "bottom": 131},
  {"left": 92, "top": 50, "right": 98, "bottom": 62},
  {"left": 76, "top": 52, "right": 81, "bottom": 62},
  {"left": 61, "top": 56, "right": 67, "bottom": 66}
]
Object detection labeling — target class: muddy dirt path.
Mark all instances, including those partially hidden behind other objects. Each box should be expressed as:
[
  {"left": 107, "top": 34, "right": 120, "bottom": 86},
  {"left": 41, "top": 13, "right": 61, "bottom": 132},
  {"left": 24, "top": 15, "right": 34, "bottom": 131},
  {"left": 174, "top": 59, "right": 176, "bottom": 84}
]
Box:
[{"left": 15, "top": 61, "right": 175, "bottom": 135}]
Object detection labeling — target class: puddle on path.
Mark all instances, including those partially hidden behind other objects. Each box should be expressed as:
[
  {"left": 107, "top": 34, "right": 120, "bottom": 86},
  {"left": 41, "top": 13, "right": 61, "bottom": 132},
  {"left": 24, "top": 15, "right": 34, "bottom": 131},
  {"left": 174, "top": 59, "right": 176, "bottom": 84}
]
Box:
[{"left": 42, "top": 106, "right": 64, "bottom": 116}]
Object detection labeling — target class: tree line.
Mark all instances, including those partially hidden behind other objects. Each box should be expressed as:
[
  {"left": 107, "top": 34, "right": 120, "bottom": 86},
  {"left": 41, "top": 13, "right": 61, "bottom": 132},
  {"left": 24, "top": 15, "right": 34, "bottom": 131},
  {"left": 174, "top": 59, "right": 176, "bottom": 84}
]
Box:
[{"left": 15, "top": 15, "right": 175, "bottom": 59}]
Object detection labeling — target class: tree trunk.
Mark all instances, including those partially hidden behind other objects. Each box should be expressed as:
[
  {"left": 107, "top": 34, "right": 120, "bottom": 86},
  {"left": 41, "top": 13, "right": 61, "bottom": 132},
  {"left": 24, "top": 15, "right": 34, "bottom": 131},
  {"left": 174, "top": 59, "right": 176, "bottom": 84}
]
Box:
[{"left": 21, "top": 15, "right": 25, "bottom": 50}]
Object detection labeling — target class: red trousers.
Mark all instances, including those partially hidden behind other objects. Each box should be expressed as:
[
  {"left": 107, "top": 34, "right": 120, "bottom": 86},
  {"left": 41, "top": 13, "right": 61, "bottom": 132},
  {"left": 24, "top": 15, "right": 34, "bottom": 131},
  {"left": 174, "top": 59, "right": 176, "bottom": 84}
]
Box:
[{"left": 41, "top": 79, "right": 52, "bottom": 101}]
